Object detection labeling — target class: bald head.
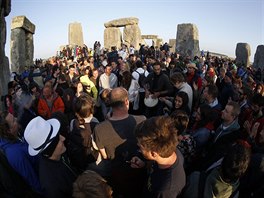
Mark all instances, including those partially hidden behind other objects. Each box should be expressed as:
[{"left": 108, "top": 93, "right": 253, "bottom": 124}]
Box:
[{"left": 109, "top": 87, "right": 128, "bottom": 108}]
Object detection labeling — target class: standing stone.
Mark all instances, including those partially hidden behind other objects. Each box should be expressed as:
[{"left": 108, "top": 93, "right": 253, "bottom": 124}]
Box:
[
  {"left": 104, "top": 27, "right": 122, "bottom": 50},
  {"left": 169, "top": 39, "right": 176, "bottom": 53},
  {"left": 253, "top": 45, "right": 264, "bottom": 69},
  {"left": 11, "top": 15, "right": 35, "bottom": 74},
  {"left": 11, "top": 28, "right": 26, "bottom": 73},
  {"left": 123, "top": 24, "right": 141, "bottom": 50},
  {"left": 176, "top": 23, "right": 200, "bottom": 59},
  {"left": 25, "top": 33, "right": 34, "bottom": 68},
  {"left": 235, "top": 43, "right": 251, "bottom": 67},
  {"left": 156, "top": 38, "right": 163, "bottom": 48},
  {"left": 0, "top": 0, "right": 11, "bottom": 99},
  {"left": 68, "top": 22, "right": 84, "bottom": 46}
]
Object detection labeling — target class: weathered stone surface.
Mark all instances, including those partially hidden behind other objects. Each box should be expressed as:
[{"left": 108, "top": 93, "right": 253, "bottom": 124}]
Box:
[
  {"left": 123, "top": 24, "right": 141, "bottom": 50},
  {"left": 104, "top": 17, "right": 139, "bottom": 28},
  {"left": 68, "top": 22, "right": 84, "bottom": 46},
  {"left": 25, "top": 33, "right": 34, "bottom": 68},
  {"left": 156, "top": 38, "right": 163, "bottom": 47},
  {"left": 235, "top": 43, "right": 251, "bottom": 67},
  {"left": 11, "top": 15, "right": 35, "bottom": 34},
  {"left": 253, "top": 45, "right": 264, "bottom": 69},
  {"left": 11, "top": 28, "right": 26, "bottom": 73},
  {"left": 104, "top": 27, "right": 122, "bottom": 50},
  {"left": 176, "top": 23, "right": 200, "bottom": 58},
  {"left": 11, "top": 16, "right": 35, "bottom": 74},
  {"left": 0, "top": 0, "right": 11, "bottom": 98},
  {"left": 141, "top": 35, "right": 158, "bottom": 39},
  {"left": 169, "top": 39, "right": 176, "bottom": 53}
]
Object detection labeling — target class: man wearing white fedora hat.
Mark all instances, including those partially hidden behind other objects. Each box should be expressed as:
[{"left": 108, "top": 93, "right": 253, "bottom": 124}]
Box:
[{"left": 24, "top": 116, "right": 77, "bottom": 198}]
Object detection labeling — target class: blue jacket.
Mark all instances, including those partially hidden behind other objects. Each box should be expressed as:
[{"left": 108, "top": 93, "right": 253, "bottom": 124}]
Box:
[{"left": 0, "top": 138, "right": 42, "bottom": 193}]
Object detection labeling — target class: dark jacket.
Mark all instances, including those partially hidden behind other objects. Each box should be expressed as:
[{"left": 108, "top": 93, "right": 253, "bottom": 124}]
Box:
[
  {"left": 219, "top": 82, "right": 234, "bottom": 108},
  {"left": 202, "top": 120, "right": 241, "bottom": 170},
  {"left": 39, "top": 155, "right": 77, "bottom": 198},
  {"left": 145, "top": 72, "right": 174, "bottom": 97}
]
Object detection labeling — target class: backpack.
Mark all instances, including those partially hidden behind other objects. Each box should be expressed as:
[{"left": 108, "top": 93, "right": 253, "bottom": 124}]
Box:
[
  {"left": 135, "top": 70, "right": 146, "bottom": 88},
  {"left": 0, "top": 148, "right": 41, "bottom": 198},
  {"left": 197, "top": 167, "right": 239, "bottom": 198},
  {"left": 67, "top": 119, "right": 99, "bottom": 173}
]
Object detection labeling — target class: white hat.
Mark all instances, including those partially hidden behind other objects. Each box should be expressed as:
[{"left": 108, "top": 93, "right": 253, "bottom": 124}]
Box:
[
  {"left": 24, "top": 116, "right": 60, "bottom": 156},
  {"left": 144, "top": 95, "right": 158, "bottom": 107},
  {"left": 187, "top": 62, "right": 198, "bottom": 70}
]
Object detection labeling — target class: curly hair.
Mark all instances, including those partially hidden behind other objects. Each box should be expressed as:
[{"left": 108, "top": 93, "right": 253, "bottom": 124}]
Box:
[{"left": 170, "top": 110, "right": 189, "bottom": 135}]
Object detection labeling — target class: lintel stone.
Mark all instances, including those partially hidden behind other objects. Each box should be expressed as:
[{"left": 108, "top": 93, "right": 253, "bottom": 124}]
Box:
[{"left": 11, "top": 15, "right": 35, "bottom": 34}]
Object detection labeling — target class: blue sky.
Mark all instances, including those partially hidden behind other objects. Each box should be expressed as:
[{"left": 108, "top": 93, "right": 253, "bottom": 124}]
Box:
[{"left": 4, "top": 0, "right": 264, "bottom": 62}]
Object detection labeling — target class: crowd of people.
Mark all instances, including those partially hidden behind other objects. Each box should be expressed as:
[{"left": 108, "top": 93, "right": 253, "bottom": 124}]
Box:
[{"left": 0, "top": 41, "right": 264, "bottom": 198}]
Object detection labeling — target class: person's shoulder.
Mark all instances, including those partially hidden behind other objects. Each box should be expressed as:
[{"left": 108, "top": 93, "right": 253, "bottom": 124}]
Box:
[
  {"left": 110, "top": 73, "right": 117, "bottom": 79},
  {"left": 5, "top": 142, "right": 28, "bottom": 163},
  {"left": 99, "top": 73, "right": 106, "bottom": 78},
  {"left": 94, "top": 119, "right": 112, "bottom": 132},
  {"left": 91, "top": 117, "right": 99, "bottom": 123},
  {"left": 176, "top": 148, "right": 184, "bottom": 165},
  {"left": 131, "top": 115, "right": 146, "bottom": 124},
  {"left": 181, "top": 82, "right": 192, "bottom": 91},
  {"left": 161, "top": 72, "right": 170, "bottom": 79}
]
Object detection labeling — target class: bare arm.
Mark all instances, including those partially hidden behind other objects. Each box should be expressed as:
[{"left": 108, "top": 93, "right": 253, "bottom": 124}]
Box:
[{"left": 99, "top": 148, "right": 108, "bottom": 159}]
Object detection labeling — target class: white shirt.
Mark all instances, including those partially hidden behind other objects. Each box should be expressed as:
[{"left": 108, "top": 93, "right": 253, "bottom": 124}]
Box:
[
  {"left": 118, "top": 50, "right": 128, "bottom": 61},
  {"left": 99, "top": 73, "right": 118, "bottom": 91},
  {"left": 132, "top": 68, "right": 149, "bottom": 92},
  {"left": 128, "top": 79, "right": 140, "bottom": 102},
  {"left": 179, "top": 82, "right": 193, "bottom": 110}
]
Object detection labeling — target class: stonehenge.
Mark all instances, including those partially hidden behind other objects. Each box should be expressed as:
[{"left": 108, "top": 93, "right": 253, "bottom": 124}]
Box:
[
  {"left": 68, "top": 22, "right": 84, "bottom": 46},
  {"left": 176, "top": 23, "right": 200, "bottom": 59},
  {"left": 0, "top": 0, "right": 11, "bottom": 98},
  {"left": 2, "top": 9, "right": 262, "bottom": 98},
  {"left": 11, "top": 15, "right": 35, "bottom": 74},
  {"left": 235, "top": 43, "right": 251, "bottom": 67},
  {"left": 104, "top": 17, "right": 141, "bottom": 50}
]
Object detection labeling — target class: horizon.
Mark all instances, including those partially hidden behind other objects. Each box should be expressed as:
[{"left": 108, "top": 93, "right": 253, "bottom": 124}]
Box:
[{"left": 4, "top": 0, "right": 264, "bottom": 63}]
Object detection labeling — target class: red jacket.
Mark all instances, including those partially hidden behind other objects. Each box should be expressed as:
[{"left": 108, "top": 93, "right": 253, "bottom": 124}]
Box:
[
  {"left": 187, "top": 73, "right": 203, "bottom": 90},
  {"left": 37, "top": 94, "right": 65, "bottom": 119}
]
